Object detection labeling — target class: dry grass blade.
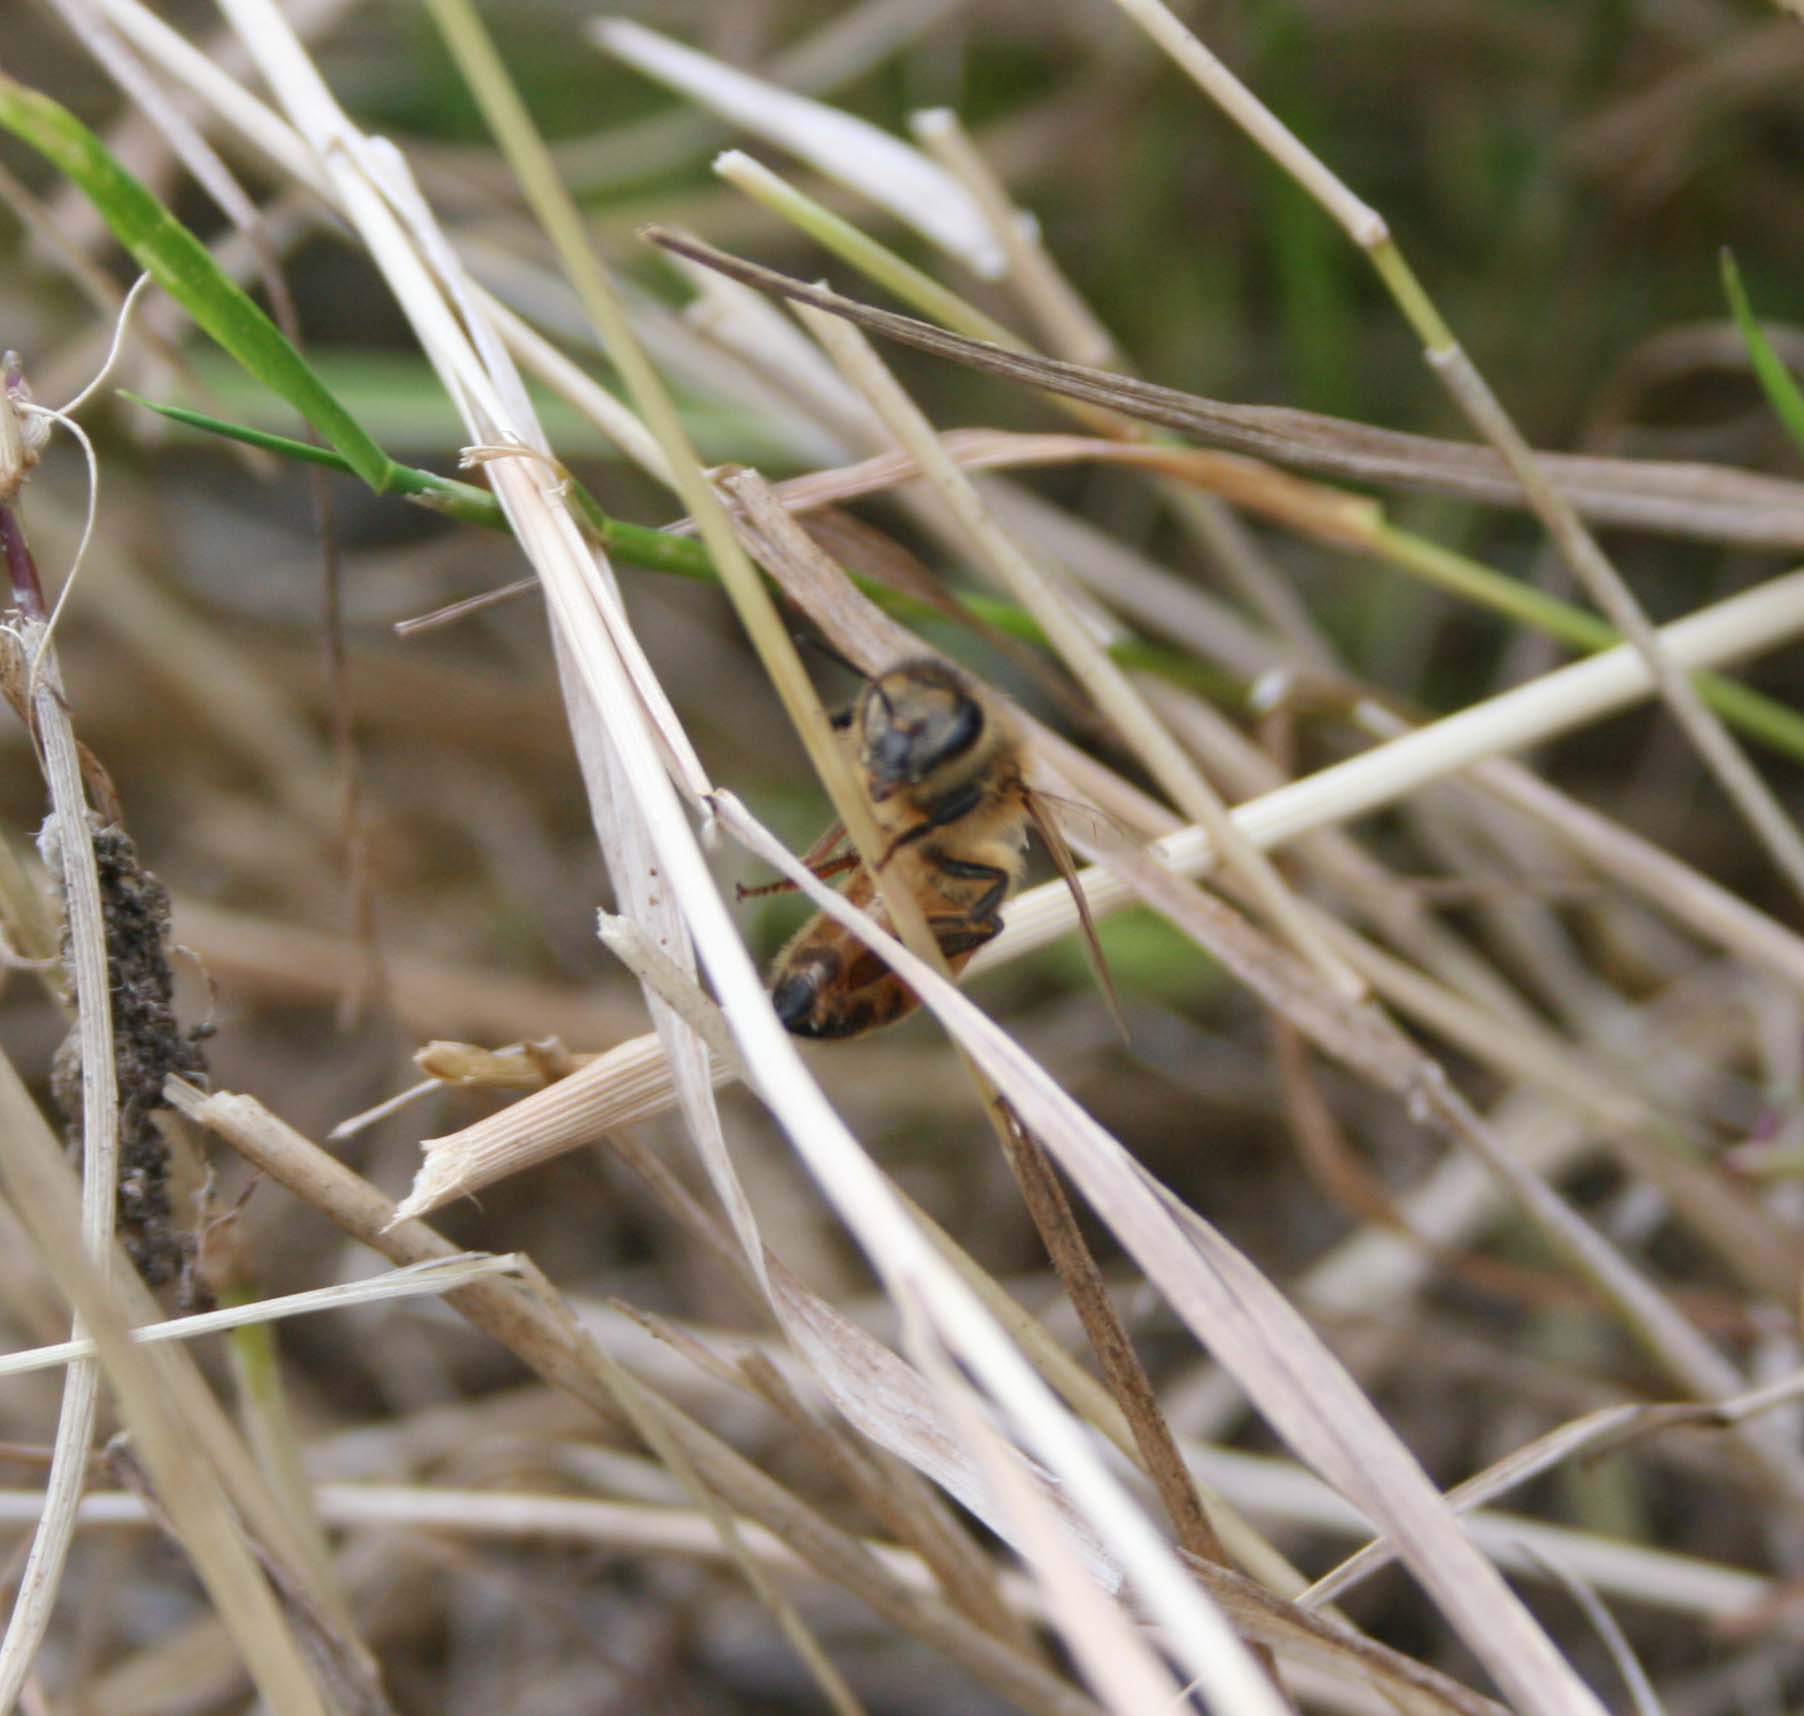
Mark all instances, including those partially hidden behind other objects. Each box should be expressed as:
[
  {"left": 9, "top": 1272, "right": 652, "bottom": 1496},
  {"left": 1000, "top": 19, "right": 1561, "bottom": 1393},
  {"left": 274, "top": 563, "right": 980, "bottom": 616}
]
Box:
[
  {"left": 736, "top": 1349, "right": 1038, "bottom": 1654},
  {"left": 991, "top": 1105, "right": 1231, "bottom": 1570},
  {"left": 0, "top": 1254, "right": 523, "bottom": 1379},
  {"left": 711, "top": 427, "right": 1379, "bottom": 543},
  {"left": 1309, "top": 1358, "right": 1804, "bottom": 1610},
  {"left": 6, "top": 1466, "right": 1771, "bottom": 1623},
  {"left": 1181, "top": 1555, "right": 1512, "bottom": 1716},
  {"left": 596, "top": 20, "right": 1005, "bottom": 276},
  {"left": 1519, "top": 1547, "right": 1668, "bottom": 1716},
  {"left": 1303, "top": 1402, "right": 1668, "bottom": 1607},
  {"left": 639, "top": 229, "right": 1804, "bottom": 547}
]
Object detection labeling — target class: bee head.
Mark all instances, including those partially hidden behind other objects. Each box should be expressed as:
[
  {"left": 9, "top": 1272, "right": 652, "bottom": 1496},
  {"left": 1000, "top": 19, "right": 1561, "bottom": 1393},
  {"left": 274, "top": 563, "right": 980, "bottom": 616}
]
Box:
[{"left": 855, "top": 657, "right": 991, "bottom": 802}]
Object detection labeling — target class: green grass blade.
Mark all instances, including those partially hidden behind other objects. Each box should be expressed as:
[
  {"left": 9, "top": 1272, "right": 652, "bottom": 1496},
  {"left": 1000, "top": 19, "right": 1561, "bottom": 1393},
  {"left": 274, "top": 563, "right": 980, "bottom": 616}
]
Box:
[
  {"left": 127, "top": 395, "right": 510, "bottom": 528},
  {"left": 1721, "top": 248, "right": 1804, "bottom": 458},
  {"left": 0, "top": 74, "right": 397, "bottom": 493}
]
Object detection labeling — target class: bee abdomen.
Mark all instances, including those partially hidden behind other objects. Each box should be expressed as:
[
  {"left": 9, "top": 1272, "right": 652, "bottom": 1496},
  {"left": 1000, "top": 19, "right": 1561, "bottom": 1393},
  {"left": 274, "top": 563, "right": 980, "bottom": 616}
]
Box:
[
  {"left": 775, "top": 945, "right": 861, "bottom": 1038},
  {"left": 772, "top": 942, "right": 906, "bottom": 1039}
]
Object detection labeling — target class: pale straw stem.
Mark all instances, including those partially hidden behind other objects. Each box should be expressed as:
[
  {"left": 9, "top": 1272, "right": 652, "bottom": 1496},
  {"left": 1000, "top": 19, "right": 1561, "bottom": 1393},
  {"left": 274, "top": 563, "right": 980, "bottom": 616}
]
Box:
[{"left": 0, "top": 605, "right": 119, "bottom": 1710}]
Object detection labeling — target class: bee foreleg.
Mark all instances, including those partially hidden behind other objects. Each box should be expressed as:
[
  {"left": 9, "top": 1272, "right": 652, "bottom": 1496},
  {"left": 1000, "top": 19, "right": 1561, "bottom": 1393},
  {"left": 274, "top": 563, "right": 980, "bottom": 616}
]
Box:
[{"left": 877, "top": 780, "right": 985, "bottom": 867}]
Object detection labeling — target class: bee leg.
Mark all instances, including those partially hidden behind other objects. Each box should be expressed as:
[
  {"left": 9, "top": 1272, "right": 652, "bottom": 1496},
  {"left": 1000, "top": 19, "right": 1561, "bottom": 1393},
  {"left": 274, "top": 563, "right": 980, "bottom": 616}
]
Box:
[
  {"left": 739, "top": 822, "right": 860, "bottom": 900},
  {"left": 931, "top": 856, "right": 1012, "bottom": 924},
  {"left": 876, "top": 781, "right": 985, "bottom": 868},
  {"left": 928, "top": 911, "right": 1004, "bottom": 960},
  {"left": 736, "top": 852, "right": 860, "bottom": 901}
]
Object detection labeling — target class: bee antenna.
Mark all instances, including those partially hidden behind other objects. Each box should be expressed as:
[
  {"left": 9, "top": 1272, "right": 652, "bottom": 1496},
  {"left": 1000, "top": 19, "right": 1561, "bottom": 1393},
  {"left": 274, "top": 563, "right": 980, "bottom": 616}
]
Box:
[{"left": 791, "top": 630, "right": 864, "bottom": 679}]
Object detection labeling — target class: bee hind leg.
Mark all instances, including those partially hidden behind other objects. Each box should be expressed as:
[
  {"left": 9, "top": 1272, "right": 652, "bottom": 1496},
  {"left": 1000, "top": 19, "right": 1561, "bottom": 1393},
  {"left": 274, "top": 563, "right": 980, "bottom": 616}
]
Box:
[
  {"left": 929, "top": 911, "right": 1004, "bottom": 960},
  {"left": 737, "top": 848, "right": 861, "bottom": 901},
  {"left": 930, "top": 856, "right": 1012, "bottom": 923}
]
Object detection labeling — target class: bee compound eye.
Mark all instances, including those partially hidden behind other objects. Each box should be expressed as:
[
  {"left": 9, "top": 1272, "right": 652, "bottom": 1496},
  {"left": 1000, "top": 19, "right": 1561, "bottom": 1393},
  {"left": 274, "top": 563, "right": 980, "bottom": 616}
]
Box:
[{"left": 926, "top": 696, "right": 982, "bottom": 769}]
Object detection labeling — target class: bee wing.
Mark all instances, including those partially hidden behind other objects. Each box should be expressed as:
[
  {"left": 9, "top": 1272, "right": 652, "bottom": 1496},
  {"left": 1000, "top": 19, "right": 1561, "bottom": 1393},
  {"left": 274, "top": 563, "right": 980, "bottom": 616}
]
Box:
[
  {"left": 1025, "top": 787, "right": 1136, "bottom": 844},
  {"left": 1023, "top": 784, "right": 1130, "bottom": 1044}
]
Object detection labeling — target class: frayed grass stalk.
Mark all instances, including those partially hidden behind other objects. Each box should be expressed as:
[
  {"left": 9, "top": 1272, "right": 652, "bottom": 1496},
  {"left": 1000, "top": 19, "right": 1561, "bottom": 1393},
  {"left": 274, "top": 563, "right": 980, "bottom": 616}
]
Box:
[{"left": 404, "top": 1034, "right": 735, "bottom": 1215}]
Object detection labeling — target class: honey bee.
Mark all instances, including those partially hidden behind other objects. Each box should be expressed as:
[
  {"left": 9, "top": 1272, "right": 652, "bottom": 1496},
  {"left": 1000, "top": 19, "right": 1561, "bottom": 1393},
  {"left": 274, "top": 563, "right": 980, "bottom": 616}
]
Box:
[{"left": 751, "top": 656, "right": 1117, "bottom": 1040}]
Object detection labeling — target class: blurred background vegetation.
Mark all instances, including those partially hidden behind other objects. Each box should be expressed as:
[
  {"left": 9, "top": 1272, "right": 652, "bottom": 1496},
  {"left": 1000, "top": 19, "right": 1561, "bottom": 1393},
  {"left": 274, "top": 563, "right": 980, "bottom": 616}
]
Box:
[{"left": 2, "top": 1, "right": 1804, "bottom": 1711}]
